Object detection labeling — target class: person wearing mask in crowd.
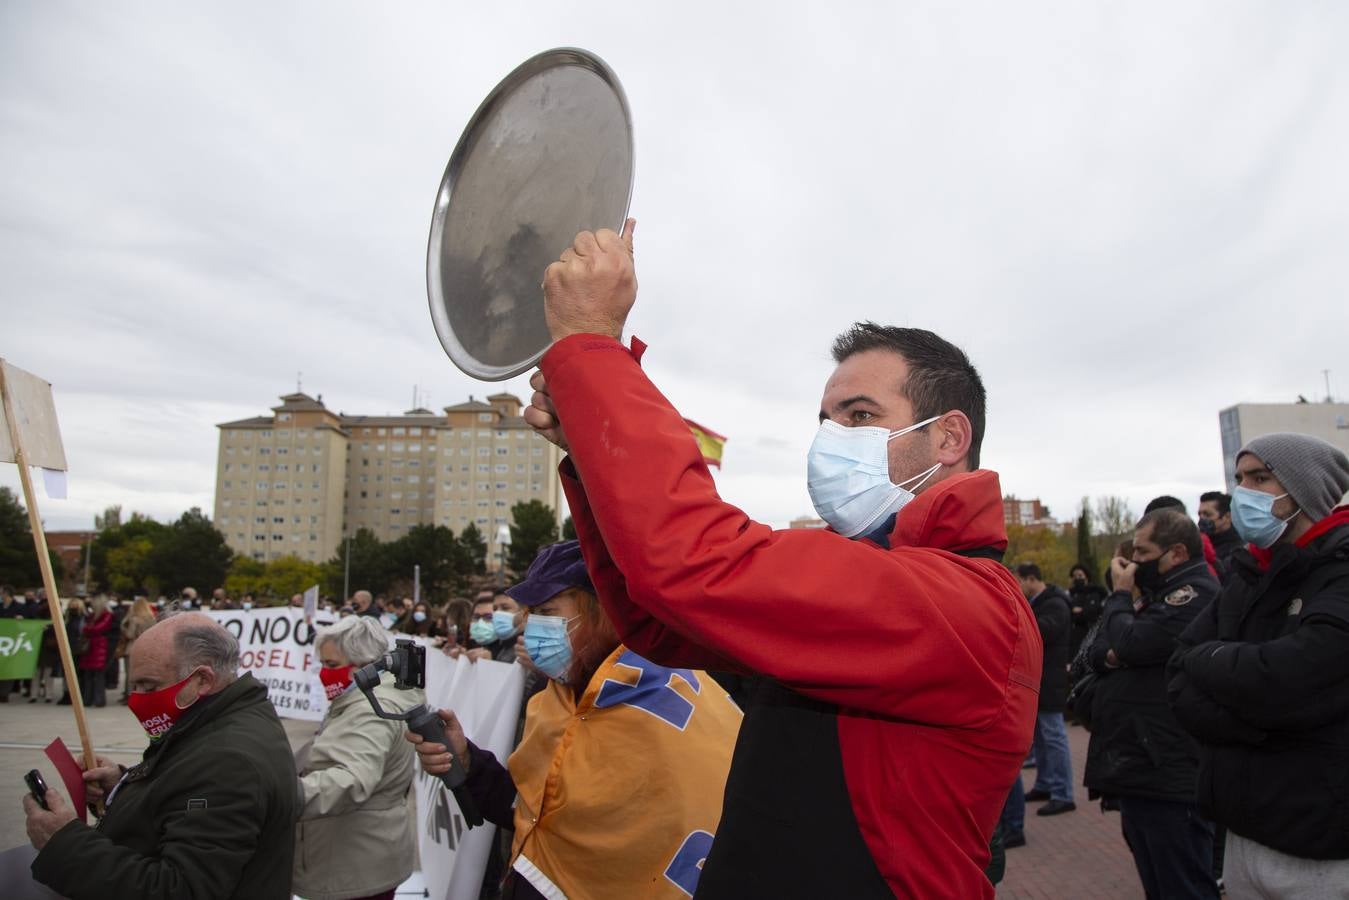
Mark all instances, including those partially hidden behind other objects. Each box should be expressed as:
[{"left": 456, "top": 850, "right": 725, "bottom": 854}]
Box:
[
  {"left": 438, "top": 597, "right": 472, "bottom": 653},
  {"left": 486, "top": 591, "right": 524, "bottom": 663},
  {"left": 395, "top": 601, "right": 437, "bottom": 638},
  {"left": 289, "top": 593, "right": 304, "bottom": 608},
  {"left": 1067, "top": 562, "right": 1108, "bottom": 663},
  {"left": 58, "top": 598, "right": 86, "bottom": 705},
  {"left": 1084, "top": 509, "right": 1219, "bottom": 900},
  {"left": 1, "top": 586, "right": 27, "bottom": 700},
  {"left": 522, "top": 223, "right": 1041, "bottom": 898},
  {"left": 78, "top": 595, "right": 114, "bottom": 708},
  {"left": 293, "top": 616, "right": 421, "bottom": 900},
  {"left": 178, "top": 587, "right": 198, "bottom": 610},
  {"left": 1146, "top": 497, "right": 1220, "bottom": 577},
  {"left": 22, "top": 612, "right": 297, "bottom": 899},
  {"left": 1014, "top": 564, "right": 1075, "bottom": 816},
  {"left": 32, "top": 615, "right": 60, "bottom": 703},
  {"left": 1169, "top": 433, "right": 1349, "bottom": 897},
  {"left": 352, "top": 589, "right": 380, "bottom": 619},
  {"left": 408, "top": 540, "right": 741, "bottom": 900},
  {"left": 117, "top": 597, "right": 158, "bottom": 705},
  {"left": 104, "top": 597, "right": 125, "bottom": 695},
  {"left": 1197, "top": 491, "right": 1242, "bottom": 580}
]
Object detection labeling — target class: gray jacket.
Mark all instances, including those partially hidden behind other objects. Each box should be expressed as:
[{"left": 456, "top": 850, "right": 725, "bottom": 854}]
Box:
[{"left": 292, "top": 673, "right": 423, "bottom": 900}]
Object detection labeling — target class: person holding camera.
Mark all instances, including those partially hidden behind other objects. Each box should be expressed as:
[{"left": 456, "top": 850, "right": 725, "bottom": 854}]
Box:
[
  {"left": 407, "top": 540, "right": 741, "bottom": 900},
  {"left": 292, "top": 615, "right": 423, "bottom": 900}
]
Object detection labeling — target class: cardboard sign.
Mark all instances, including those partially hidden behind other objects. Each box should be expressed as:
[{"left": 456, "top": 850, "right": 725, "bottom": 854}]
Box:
[{"left": 0, "top": 360, "right": 67, "bottom": 471}]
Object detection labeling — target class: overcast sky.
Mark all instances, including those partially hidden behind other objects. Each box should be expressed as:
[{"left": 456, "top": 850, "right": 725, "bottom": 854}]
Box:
[{"left": 2, "top": 2, "right": 1346, "bottom": 538}]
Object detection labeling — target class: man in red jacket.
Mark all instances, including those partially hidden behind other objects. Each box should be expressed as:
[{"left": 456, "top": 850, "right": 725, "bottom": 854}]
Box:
[{"left": 522, "top": 221, "right": 1041, "bottom": 898}]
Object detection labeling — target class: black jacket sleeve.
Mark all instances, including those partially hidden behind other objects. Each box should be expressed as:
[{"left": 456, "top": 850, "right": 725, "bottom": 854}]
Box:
[
  {"left": 33, "top": 752, "right": 274, "bottom": 900},
  {"left": 464, "top": 741, "right": 519, "bottom": 831},
  {"left": 1101, "top": 591, "right": 1203, "bottom": 669}
]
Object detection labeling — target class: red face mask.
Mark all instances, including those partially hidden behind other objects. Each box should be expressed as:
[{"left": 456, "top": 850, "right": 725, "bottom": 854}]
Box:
[
  {"left": 127, "top": 670, "right": 202, "bottom": 740},
  {"left": 319, "top": 664, "right": 354, "bottom": 701}
]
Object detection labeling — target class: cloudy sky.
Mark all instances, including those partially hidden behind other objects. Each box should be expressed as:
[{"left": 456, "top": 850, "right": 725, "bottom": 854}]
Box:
[{"left": 2, "top": 2, "right": 1345, "bottom": 536}]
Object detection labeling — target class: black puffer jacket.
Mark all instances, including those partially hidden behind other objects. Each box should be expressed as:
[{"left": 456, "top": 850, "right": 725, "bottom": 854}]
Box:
[
  {"left": 32, "top": 673, "right": 298, "bottom": 899},
  {"left": 1084, "top": 559, "right": 1218, "bottom": 802},
  {"left": 1030, "top": 585, "right": 1072, "bottom": 712},
  {"left": 1168, "top": 512, "right": 1349, "bottom": 860}
]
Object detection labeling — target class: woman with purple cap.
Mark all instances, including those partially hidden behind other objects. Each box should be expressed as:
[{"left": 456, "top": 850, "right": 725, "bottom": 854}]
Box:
[{"left": 407, "top": 540, "right": 742, "bottom": 900}]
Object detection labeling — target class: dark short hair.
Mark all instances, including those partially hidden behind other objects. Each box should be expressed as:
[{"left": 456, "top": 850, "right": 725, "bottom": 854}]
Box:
[
  {"left": 1015, "top": 563, "right": 1042, "bottom": 580},
  {"left": 1135, "top": 508, "right": 1202, "bottom": 560},
  {"left": 1144, "top": 495, "right": 1187, "bottom": 515},
  {"left": 1069, "top": 563, "right": 1090, "bottom": 578},
  {"left": 831, "top": 322, "right": 987, "bottom": 469},
  {"left": 1199, "top": 491, "right": 1231, "bottom": 516}
]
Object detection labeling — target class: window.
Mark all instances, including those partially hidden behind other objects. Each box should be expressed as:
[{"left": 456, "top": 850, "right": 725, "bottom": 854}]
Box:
[
  {"left": 226, "top": 447, "right": 235, "bottom": 455},
  {"left": 495, "top": 482, "right": 508, "bottom": 490},
  {"left": 377, "top": 428, "right": 386, "bottom": 436},
  {"left": 408, "top": 459, "right": 420, "bottom": 468},
  {"left": 515, "top": 464, "right": 525, "bottom": 473},
  {"left": 532, "top": 464, "right": 542, "bottom": 473},
  {"left": 258, "top": 464, "right": 270, "bottom": 472},
  {"left": 255, "top": 535, "right": 266, "bottom": 542},
  {"left": 391, "top": 460, "right": 404, "bottom": 469},
  {"left": 272, "top": 534, "right": 284, "bottom": 541},
  {"left": 313, "top": 465, "right": 321, "bottom": 473},
  {"left": 391, "top": 508, "right": 401, "bottom": 515},
  {"left": 222, "top": 499, "right": 232, "bottom": 507},
  {"left": 478, "top": 413, "right": 493, "bottom": 423},
  {"left": 241, "top": 464, "right": 250, "bottom": 472},
  {"left": 532, "top": 448, "right": 543, "bottom": 456},
  {"left": 261, "top": 430, "right": 273, "bottom": 437},
  {"left": 408, "top": 475, "right": 420, "bottom": 484},
  {"left": 516, "top": 432, "right": 527, "bottom": 440},
  {"left": 477, "top": 464, "right": 490, "bottom": 473},
  {"left": 279, "top": 429, "right": 291, "bottom": 438},
  {"left": 278, "top": 414, "right": 291, "bottom": 422},
  {"left": 276, "top": 464, "right": 288, "bottom": 472},
  {"left": 460, "top": 448, "right": 471, "bottom": 456},
  {"left": 277, "top": 447, "right": 288, "bottom": 455},
  {"left": 222, "top": 480, "right": 232, "bottom": 489},
  {"left": 362, "top": 428, "right": 371, "bottom": 435},
  {"left": 376, "top": 444, "right": 385, "bottom": 452},
  {"left": 392, "top": 476, "right": 403, "bottom": 483},
  {"left": 410, "top": 427, "right": 422, "bottom": 436},
  {"left": 256, "top": 481, "right": 268, "bottom": 490},
  {"left": 495, "top": 464, "right": 508, "bottom": 473},
  {"left": 477, "top": 430, "right": 491, "bottom": 438},
  {"left": 460, "top": 465, "right": 470, "bottom": 472},
  {"left": 273, "top": 516, "right": 285, "bottom": 524},
  {"left": 391, "top": 492, "right": 402, "bottom": 500},
  {"left": 392, "top": 427, "right": 406, "bottom": 436},
  {"left": 496, "top": 447, "right": 509, "bottom": 456},
  {"left": 408, "top": 491, "right": 419, "bottom": 500},
  {"left": 408, "top": 443, "right": 420, "bottom": 452},
  {"left": 392, "top": 443, "right": 405, "bottom": 452}
]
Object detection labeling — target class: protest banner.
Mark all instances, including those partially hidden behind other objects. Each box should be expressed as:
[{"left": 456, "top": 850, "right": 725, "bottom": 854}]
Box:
[
  {"left": 205, "top": 606, "right": 335, "bottom": 722},
  {"left": 414, "top": 644, "right": 525, "bottom": 900},
  {"left": 0, "top": 619, "right": 47, "bottom": 679}
]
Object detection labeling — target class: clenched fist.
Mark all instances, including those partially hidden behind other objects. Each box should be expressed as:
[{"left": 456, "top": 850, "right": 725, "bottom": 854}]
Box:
[{"left": 542, "top": 219, "right": 637, "bottom": 341}]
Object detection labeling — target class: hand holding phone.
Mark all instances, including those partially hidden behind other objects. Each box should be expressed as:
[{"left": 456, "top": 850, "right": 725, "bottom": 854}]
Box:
[{"left": 25, "top": 769, "right": 50, "bottom": 811}]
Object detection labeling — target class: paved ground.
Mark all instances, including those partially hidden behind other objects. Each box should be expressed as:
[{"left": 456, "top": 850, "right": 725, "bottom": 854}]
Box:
[{"left": 997, "top": 721, "right": 1143, "bottom": 899}]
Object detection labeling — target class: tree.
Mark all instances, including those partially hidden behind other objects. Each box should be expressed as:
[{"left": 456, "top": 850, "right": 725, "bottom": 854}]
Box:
[
  {"left": 561, "top": 516, "right": 577, "bottom": 541},
  {"left": 1005, "top": 524, "right": 1076, "bottom": 586},
  {"left": 1091, "top": 494, "right": 1136, "bottom": 565},
  {"left": 225, "top": 556, "right": 267, "bottom": 598},
  {"left": 507, "top": 500, "right": 559, "bottom": 574},
  {"left": 1074, "top": 498, "right": 1101, "bottom": 582},
  {"left": 94, "top": 505, "right": 122, "bottom": 531},
  {"left": 458, "top": 523, "right": 487, "bottom": 576},
  {"left": 92, "top": 515, "right": 169, "bottom": 595},
  {"left": 259, "top": 555, "right": 325, "bottom": 599},
  {"left": 148, "top": 508, "right": 232, "bottom": 594},
  {"left": 325, "top": 528, "right": 395, "bottom": 598},
  {"left": 0, "top": 486, "right": 42, "bottom": 588},
  {"left": 388, "top": 524, "right": 464, "bottom": 599}
]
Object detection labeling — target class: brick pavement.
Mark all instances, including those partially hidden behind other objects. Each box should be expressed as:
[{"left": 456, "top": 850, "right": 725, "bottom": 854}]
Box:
[{"left": 997, "top": 721, "right": 1144, "bottom": 900}]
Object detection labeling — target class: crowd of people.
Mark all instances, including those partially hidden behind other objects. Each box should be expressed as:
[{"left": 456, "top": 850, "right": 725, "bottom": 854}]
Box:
[{"left": 11, "top": 220, "right": 1349, "bottom": 899}]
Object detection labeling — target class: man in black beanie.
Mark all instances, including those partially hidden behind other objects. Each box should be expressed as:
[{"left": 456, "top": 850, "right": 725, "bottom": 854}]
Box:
[{"left": 1168, "top": 432, "right": 1349, "bottom": 897}]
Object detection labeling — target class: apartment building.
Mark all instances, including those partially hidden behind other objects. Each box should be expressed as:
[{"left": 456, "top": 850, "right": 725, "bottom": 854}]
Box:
[
  {"left": 214, "top": 391, "right": 562, "bottom": 565},
  {"left": 1219, "top": 401, "right": 1349, "bottom": 492}
]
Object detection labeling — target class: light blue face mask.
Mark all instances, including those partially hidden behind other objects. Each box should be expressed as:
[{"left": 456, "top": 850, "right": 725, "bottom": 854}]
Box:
[
  {"left": 523, "top": 614, "right": 578, "bottom": 682},
  {"left": 491, "top": 609, "right": 518, "bottom": 640},
  {"left": 469, "top": 619, "right": 496, "bottom": 645},
  {"left": 1231, "top": 487, "right": 1300, "bottom": 549},
  {"left": 807, "top": 416, "right": 942, "bottom": 538}
]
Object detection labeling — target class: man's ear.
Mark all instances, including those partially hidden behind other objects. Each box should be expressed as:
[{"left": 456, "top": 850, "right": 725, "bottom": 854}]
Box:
[{"left": 933, "top": 411, "right": 973, "bottom": 468}]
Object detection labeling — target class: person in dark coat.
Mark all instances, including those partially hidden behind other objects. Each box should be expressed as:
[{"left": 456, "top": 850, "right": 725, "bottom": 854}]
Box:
[
  {"left": 23, "top": 612, "right": 298, "bottom": 900},
  {"left": 1085, "top": 509, "right": 1220, "bottom": 900},
  {"left": 1169, "top": 433, "right": 1349, "bottom": 895},
  {"left": 1067, "top": 563, "right": 1108, "bottom": 662},
  {"left": 1016, "top": 563, "right": 1075, "bottom": 816},
  {"left": 1197, "top": 491, "right": 1243, "bottom": 581}
]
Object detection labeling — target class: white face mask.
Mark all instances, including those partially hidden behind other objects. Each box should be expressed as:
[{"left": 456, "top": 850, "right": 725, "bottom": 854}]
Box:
[{"left": 807, "top": 416, "right": 941, "bottom": 538}]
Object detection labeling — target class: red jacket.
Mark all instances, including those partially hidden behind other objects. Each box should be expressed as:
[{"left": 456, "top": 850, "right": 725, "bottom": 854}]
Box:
[
  {"left": 543, "top": 335, "right": 1042, "bottom": 898},
  {"left": 78, "top": 610, "right": 113, "bottom": 671}
]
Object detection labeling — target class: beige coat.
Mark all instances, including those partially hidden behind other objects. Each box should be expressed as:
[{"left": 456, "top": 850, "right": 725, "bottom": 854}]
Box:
[{"left": 292, "top": 673, "right": 423, "bottom": 900}]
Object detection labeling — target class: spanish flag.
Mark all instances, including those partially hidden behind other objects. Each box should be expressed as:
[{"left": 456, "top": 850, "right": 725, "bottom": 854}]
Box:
[{"left": 684, "top": 418, "right": 727, "bottom": 468}]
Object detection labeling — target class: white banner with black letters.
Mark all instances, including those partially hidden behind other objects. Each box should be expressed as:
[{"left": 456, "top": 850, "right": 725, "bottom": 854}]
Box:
[
  {"left": 414, "top": 645, "right": 525, "bottom": 900},
  {"left": 206, "top": 607, "right": 336, "bottom": 721}
]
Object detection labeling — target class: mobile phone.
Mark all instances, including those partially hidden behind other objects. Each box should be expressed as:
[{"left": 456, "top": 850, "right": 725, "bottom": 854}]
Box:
[{"left": 25, "top": 769, "right": 50, "bottom": 811}]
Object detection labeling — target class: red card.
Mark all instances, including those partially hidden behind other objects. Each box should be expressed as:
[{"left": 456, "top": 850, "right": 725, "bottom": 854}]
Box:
[{"left": 43, "top": 737, "right": 87, "bottom": 823}]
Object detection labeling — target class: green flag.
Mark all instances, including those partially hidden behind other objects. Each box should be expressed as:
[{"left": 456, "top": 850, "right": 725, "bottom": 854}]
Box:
[{"left": 0, "top": 619, "right": 49, "bottom": 679}]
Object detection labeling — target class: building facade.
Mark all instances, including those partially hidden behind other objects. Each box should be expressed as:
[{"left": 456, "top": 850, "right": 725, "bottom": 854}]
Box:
[
  {"left": 214, "top": 391, "right": 563, "bottom": 566},
  {"left": 1003, "top": 495, "right": 1059, "bottom": 530},
  {"left": 1218, "top": 402, "right": 1349, "bottom": 492}
]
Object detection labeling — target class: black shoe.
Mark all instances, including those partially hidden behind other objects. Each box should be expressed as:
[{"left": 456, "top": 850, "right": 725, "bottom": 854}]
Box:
[
  {"left": 1003, "top": 830, "right": 1026, "bottom": 848},
  {"left": 1037, "top": 799, "right": 1077, "bottom": 816},
  {"left": 1024, "top": 788, "right": 1052, "bottom": 802}
]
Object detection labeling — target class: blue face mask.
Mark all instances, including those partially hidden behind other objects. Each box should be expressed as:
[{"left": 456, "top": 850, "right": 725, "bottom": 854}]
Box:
[
  {"left": 807, "top": 416, "right": 941, "bottom": 538},
  {"left": 1231, "top": 487, "right": 1300, "bottom": 549},
  {"left": 412, "top": 611, "right": 427, "bottom": 624},
  {"left": 523, "top": 614, "right": 577, "bottom": 683},
  {"left": 469, "top": 619, "right": 496, "bottom": 645},
  {"left": 492, "top": 609, "right": 518, "bottom": 640}
]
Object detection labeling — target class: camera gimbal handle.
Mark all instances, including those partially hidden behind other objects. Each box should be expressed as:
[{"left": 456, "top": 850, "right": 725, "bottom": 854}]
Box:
[{"left": 355, "top": 663, "right": 484, "bottom": 827}]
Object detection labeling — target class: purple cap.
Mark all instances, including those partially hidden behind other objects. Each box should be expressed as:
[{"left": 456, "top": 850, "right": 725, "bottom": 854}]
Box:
[{"left": 505, "top": 540, "right": 593, "bottom": 607}]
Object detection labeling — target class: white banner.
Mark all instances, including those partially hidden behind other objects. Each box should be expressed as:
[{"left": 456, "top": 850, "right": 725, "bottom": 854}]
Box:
[
  {"left": 415, "top": 645, "right": 525, "bottom": 900},
  {"left": 206, "top": 607, "right": 336, "bottom": 721}
]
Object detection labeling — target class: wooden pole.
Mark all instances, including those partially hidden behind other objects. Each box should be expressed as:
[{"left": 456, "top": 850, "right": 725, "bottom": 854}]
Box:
[{"left": 0, "top": 364, "right": 98, "bottom": 772}]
